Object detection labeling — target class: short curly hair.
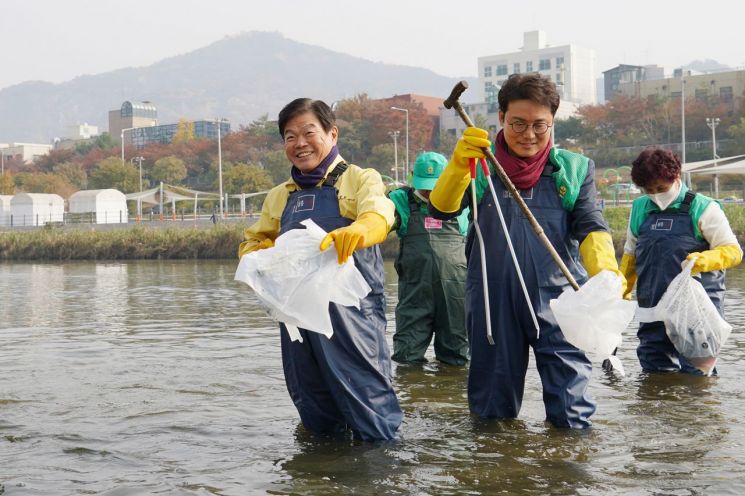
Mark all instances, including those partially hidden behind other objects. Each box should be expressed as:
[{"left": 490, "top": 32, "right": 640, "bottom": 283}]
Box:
[{"left": 631, "top": 148, "right": 681, "bottom": 188}]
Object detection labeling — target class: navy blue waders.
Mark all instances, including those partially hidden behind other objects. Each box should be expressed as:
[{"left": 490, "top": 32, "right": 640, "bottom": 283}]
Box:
[
  {"left": 466, "top": 168, "right": 595, "bottom": 429},
  {"left": 634, "top": 191, "right": 725, "bottom": 374},
  {"left": 278, "top": 165, "right": 402, "bottom": 441}
]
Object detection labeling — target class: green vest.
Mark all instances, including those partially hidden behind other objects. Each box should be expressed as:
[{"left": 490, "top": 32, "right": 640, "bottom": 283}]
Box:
[
  {"left": 475, "top": 147, "right": 589, "bottom": 211},
  {"left": 629, "top": 183, "right": 716, "bottom": 241},
  {"left": 388, "top": 187, "right": 470, "bottom": 236}
]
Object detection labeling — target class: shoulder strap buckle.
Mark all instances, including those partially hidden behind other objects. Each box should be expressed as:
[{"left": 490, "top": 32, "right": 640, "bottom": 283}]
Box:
[{"left": 323, "top": 161, "right": 349, "bottom": 186}]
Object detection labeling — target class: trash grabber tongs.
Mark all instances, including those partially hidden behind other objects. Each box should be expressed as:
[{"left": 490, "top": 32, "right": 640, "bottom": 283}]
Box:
[
  {"left": 467, "top": 157, "right": 495, "bottom": 345},
  {"left": 473, "top": 156, "right": 541, "bottom": 338},
  {"left": 444, "top": 80, "right": 580, "bottom": 293}
]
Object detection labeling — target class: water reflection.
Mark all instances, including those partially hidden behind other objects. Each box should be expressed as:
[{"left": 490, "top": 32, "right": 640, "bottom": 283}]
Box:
[
  {"left": 0, "top": 261, "right": 744, "bottom": 495},
  {"left": 0, "top": 263, "right": 64, "bottom": 327},
  {"left": 275, "top": 427, "right": 410, "bottom": 495}
]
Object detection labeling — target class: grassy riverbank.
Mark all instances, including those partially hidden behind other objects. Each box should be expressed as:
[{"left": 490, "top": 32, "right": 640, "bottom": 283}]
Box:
[
  {"left": 0, "top": 224, "right": 246, "bottom": 260},
  {"left": 1, "top": 206, "right": 744, "bottom": 260}
]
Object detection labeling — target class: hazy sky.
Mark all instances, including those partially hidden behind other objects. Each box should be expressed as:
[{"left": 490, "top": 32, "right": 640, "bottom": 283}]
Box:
[{"left": 3, "top": 0, "right": 744, "bottom": 91}]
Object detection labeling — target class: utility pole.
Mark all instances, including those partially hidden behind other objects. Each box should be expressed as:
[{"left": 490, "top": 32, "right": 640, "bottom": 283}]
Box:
[
  {"left": 681, "top": 75, "right": 689, "bottom": 186},
  {"left": 391, "top": 107, "right": 409, "bottom": 179},
  {"left": 707, "top": 117, "right": 721, "bottom": 198},
  {"left": 388, "top": 130, "right": 400, "bottom": 184},
  {"left": 216, "top": 118, "right": 224, "bottom": 218}
]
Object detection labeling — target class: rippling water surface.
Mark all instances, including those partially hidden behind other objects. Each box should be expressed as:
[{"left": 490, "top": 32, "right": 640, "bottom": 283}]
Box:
[{"left": 1, "top": 260, "right": 744, "bottom": 495}]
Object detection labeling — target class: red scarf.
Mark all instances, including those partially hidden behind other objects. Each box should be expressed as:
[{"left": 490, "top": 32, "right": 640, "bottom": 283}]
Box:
[{"left": 494, "top": 130, "right": 552, "bottom": 190}]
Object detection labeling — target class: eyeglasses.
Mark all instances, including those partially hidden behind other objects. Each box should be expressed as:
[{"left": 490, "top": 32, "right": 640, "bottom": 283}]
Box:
[{"left": 507, "top": 121, "right": 552, "bottom": 135}]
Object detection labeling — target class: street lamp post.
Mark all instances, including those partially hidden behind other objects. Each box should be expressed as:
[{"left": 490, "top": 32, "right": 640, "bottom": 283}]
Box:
[
  {"left": 130, "top": 156, "right": 145, "bottom": 192},
  {"left": 391, "top": 107, "right": 409, "bottom": 179},
  {"left": 680, "top": 75, "right": 689, "bottom": 186},
  {"left": 706, "top": 117, "right": 721, "bottom": 198},
  {"left": 388, "top": 130, "right": 400, "bottom": 184},
  {"left": 121, "top": 127, "right": 136, "bottom": 162},
  {"left": 130, "top": 156, "right": 144, "bottom": 219},
  {"left": 216, "top": 118, "right": 226, "bottom": 217}
]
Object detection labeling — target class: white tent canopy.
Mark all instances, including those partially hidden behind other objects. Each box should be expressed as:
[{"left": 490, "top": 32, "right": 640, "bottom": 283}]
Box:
[
  {"left": 10, "top": 193, "right": 64, "bottom": 227},
  {"left": 125, "top": 184, "right": 223, "bottom": 217},
  {"left": 125, "top": 186, "right": 161, "bottom": 204},
  {"left": 69, "top": 189, "right": 128, "bottom": 224},
  {"left": 125, "top": 184, "right": 268, "bottom": 217},
  {"left": 690, "top": 157, "right": 745, "bottom": 175},
  {"left": 125, "top": 185, "right": 221, "bottom": 204},
  {"left": 682, "top": 154, "right": 745, "bottom": 173}
]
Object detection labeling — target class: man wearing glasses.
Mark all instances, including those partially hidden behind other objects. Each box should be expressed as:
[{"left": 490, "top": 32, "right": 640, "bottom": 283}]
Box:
[{"left": 429, "top": 73, "right": 623, "bottom": 429}]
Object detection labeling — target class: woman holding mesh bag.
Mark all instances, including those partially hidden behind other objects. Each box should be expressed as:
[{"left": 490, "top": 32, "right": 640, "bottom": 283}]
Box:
[{"left": 620, "top": 148, "right": 742, "bottom": 375}]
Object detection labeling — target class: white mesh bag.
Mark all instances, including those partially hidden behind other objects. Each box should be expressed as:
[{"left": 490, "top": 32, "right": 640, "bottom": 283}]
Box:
[{"left": 636, "top": 259, "right": 732, "bottom": 374}]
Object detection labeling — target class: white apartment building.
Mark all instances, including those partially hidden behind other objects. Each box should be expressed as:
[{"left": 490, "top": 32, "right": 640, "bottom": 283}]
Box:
[
  {"left": 0, "top": 142, "right": 53, "bottom": 164},
  {"left": 616, "top": 68, "right": 745, "bottom": 106},
  {"left": 65, "top": 123, "right": 99, "bottom": 140},
  {"left": 477, "top": 30, "right": 598, "bottom": 106}
]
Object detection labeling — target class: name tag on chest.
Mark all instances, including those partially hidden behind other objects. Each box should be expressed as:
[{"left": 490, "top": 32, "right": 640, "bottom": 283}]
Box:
[
  {"left": 293, "top": 194, "right": 316, "bottom": 213},
  {"left": 503, "top": 188, "right": 534, "bottom": 200},
  {"left": 651, "top": 218, "right": 674, "bottom": 231},
  {"left": 424, "top": 217, "right": 443, "bottom": 230}
]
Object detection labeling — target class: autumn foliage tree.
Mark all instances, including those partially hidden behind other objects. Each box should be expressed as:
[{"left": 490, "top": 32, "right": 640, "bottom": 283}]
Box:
[
  {"left": 151, "top": 156, "right": 188, "bottom": 185},
  {"left": 335, "top": 95, "right": 434, "bottom": 174},
  {"left": 172, "top": 119, "right": 195, "bottom": 143},
  {"left": 89, "top": 157, "right": 139, "bottom": 192},
  {"left": 1, "top": 172, "right": 16, "bottom": 195},
  {"left": 575, "top": 93, "right": 744, "bottom": 167},
  {"left": 17, "top": 172, "right": 77, "bottom": 197}
]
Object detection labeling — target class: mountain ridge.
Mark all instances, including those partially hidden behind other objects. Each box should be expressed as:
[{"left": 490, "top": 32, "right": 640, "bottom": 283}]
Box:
[{"left": 0, "top": 31, "right": 477, "bottom": 143}]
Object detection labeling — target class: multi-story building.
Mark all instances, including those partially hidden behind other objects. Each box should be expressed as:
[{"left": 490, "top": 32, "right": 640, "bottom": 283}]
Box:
[
  {"left": 109, "top": 101, "right": 159, "bottom": 145},
  {"left": 0, "top": 143, "right": 53, "bottom": 164},
  {"left": 477, "top": 30, "right": 597, "bottom": 106},
  {"left": 603, "top": 64, "right": 665, "bottom": 102},
  {"left": 109, "top": 101, "right": 230, "bottom": 148},
  {"left": 54, "top": 123, "right": 101, "bottom": 151},
  {"left": 65, "top": 123, "right": 99, "bottom": 140},
  {"left": 129, "top": 120, "right": 230, "bottom": 148},
  {"left": 615, "top": 68, "right": 745, "bottom": 110}
]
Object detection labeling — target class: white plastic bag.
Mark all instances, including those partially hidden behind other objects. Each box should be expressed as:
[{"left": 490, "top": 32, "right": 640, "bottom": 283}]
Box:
[
  {"left": 234, "top": 219, "right": 372, "bottom": 341},
  {"left": 550, "top": 271, "right": 637, "bottom": 365},
  {"left": 635, "top": 259, "right": 732, "bottom": 375}
]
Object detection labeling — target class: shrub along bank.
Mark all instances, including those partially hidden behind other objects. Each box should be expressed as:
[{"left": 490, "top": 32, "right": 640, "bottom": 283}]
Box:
[{"left": 1, "top": 206, "right": 743, "bottom": 261}]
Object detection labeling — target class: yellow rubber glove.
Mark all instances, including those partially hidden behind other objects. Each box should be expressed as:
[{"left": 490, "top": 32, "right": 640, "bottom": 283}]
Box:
[
  {"left": 319, "top": 212, "right": 389, "bottom": 264},
  {"left": 429, "top": 127, "right": 491, "bottom": 213},
  {"left": 579, "top": 231, "right": 627, "bottom": 296},
  {"left": 238, "top": 237, "right": 274, "bottom": 258},
  {"left": 686, "top": 244, "right": 743, "bottom": 274},
  {"left": 619, "top": 253, "right": 637, "bottom": 300}
]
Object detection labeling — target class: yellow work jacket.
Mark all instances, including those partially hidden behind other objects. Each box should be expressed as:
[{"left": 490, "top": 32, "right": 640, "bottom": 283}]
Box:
[{"left": 239, "top": 155, "right": 394, "bottom": 257}]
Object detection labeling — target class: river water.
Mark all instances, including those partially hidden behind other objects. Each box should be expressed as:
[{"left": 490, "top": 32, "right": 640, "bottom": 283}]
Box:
[{"left": 1, "top": 260, "right": 744, "bottom": 495}]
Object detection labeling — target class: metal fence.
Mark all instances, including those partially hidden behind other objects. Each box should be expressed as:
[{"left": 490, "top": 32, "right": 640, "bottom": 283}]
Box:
[{"left": 0, "top": 209, "right": 259, "bottom": 230}]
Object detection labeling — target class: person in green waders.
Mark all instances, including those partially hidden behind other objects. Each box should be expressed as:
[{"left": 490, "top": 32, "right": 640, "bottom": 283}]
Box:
[{"left": 388, "top": 151, "right": 470, "bottom": 366}]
